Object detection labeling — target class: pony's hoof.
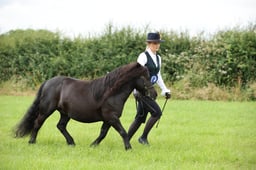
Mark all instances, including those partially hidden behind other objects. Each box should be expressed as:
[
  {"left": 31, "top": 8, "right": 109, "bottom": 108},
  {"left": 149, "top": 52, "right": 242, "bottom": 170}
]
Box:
[
  {"left": 90, "top": 143, "right": 98, "bottom": 148},
  {"left": 67, "top": 143, "right": 76, "bottom": 146},
  {"left": 138, "top": 137, "right": 149, "bottom": 145},
  {"left": 125, "top": 145, "right": 132, "bottom": 150},
  {"left": 28, "top": 140, "right": 36, "bottom": 144}
]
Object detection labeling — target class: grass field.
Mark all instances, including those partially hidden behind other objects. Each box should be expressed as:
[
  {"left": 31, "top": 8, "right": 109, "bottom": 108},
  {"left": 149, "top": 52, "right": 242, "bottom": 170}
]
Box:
[{"left": 0, "top": 96, "right": 255, "bottom": 170}]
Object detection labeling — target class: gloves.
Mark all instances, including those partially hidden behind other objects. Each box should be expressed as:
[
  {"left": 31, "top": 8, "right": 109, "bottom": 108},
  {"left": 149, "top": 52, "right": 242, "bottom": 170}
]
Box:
[{"left": 165, "top": 92, "right": 171, "bottom": 99}]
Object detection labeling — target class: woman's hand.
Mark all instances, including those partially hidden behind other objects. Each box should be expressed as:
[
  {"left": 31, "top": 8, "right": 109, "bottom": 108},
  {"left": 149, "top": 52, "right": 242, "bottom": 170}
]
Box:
[{"left": 165, "top": 92, "right": 171, "bottom": 99}]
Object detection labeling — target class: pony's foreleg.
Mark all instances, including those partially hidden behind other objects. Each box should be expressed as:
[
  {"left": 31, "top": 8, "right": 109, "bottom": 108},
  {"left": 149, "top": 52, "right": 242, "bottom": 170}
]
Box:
[
  {"left": 108, "top": 116, "right": 132, "bottom": 150},
  {"left": 90, "top": 122, "right": 111, "bottom": 147},
  {"left": 57, "top": 113, "right": 75, "bottom": 145}
]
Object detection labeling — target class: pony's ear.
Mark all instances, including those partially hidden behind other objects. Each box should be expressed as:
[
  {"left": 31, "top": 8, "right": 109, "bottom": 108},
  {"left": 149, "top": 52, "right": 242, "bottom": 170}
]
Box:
[{"left": 136, "top": 62, "right": 141, "bottom": 68}]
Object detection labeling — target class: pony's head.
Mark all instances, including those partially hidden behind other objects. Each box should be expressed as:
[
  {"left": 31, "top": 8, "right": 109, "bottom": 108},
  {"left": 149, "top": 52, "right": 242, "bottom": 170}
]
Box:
[{"left": 134, "top": 65, "right": 157, "bottom": 100}]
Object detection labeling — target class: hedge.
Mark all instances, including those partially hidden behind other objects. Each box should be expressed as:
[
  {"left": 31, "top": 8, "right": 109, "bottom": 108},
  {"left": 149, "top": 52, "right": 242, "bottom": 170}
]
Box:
[{"left": 0, "top": 24, "right": 255, "bottom": 89}]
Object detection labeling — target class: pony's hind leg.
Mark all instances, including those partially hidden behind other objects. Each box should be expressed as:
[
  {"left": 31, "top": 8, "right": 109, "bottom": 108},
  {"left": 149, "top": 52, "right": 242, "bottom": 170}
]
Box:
[
  {"left": 90, "top": 122, "right": 111, "bottom": 147},
  {"left": 29, "top": 99, "right": 57, "bottom": 144},
  {"left": 57, "top": 113, "right": 75, "bottom": 145},
  {"left": 29, "top": 111, "right": 53, "bottom": 144}
]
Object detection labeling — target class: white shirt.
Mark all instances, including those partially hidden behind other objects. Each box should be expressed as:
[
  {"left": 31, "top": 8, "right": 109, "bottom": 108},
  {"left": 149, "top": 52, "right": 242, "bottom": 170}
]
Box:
[{"left": 137, "top": 48, "right": 170, "bottom": 96}]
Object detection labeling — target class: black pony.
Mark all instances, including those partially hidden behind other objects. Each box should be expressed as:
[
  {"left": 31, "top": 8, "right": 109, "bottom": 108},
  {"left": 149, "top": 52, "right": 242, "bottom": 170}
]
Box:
[{"left": 14, "top": 62, "right": 156, "bottom": 150}]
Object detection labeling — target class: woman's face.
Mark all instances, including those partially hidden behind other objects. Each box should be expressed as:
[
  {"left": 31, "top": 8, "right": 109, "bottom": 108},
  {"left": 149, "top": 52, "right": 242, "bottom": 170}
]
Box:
[{"left": 148, "top": 42, "right": 160, "bottom": 53}]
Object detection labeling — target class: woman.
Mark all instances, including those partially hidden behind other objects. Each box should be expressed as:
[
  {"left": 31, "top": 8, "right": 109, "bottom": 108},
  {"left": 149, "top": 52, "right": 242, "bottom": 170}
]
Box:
[{"left": 127, "top": 32, "right": 171, "bottom": 145}]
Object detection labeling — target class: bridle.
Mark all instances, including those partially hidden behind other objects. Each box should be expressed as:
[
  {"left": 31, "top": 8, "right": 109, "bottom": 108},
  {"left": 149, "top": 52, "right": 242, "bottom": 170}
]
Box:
[
  {"left": 140, "top": 76, "right": 155, "bottom": 100},
  {"left": 134, "top": 76, "right": 157, "bottom": 114}
]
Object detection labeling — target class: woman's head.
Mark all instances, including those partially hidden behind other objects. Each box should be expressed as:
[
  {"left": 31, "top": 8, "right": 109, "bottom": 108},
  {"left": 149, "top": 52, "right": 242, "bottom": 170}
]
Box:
[{"left": 146, "top": 32, "right": 164, "bottom": 53}]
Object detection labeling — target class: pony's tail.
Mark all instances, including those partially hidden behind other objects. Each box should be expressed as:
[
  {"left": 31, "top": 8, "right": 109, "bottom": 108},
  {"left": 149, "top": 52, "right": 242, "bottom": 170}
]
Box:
[{"left": 14, "top": 81, "right": 46, "bottom": 138}]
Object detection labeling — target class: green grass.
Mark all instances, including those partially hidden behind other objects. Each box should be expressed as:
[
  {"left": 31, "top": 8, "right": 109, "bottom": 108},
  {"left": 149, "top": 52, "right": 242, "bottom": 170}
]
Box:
[{"left": 0, "top": 96, "right": 255, "bottom": 170}]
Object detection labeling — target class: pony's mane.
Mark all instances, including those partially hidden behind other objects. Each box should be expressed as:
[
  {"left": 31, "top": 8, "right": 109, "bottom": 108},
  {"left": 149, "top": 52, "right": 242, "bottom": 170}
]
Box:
[
  {"left": 107, "top": 62, "right": 148, "bottom": 93},
  {"left": 92, "top": 62, "right": 148, "bottom": 101}
]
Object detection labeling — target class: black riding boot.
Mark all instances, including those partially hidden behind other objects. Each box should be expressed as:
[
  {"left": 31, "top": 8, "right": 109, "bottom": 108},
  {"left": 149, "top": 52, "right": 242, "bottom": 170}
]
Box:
[
  {"left": 127, "top": 119, "right": 142, "bottom": 141},
  {"left": 138, "top": 116, "right": 159, "bottom": 145}
]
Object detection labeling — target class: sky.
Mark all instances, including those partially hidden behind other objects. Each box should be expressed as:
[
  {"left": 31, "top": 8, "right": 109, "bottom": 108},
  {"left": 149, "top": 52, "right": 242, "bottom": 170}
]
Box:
[{"left": 0, "top": 0, "right": 255, "bottom": 37}]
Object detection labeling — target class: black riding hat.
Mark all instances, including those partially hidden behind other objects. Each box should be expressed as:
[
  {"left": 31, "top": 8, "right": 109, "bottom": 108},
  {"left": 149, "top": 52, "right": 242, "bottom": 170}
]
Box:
[{"left": 146, "top": 32, "right": 164, "bottom": 43}]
